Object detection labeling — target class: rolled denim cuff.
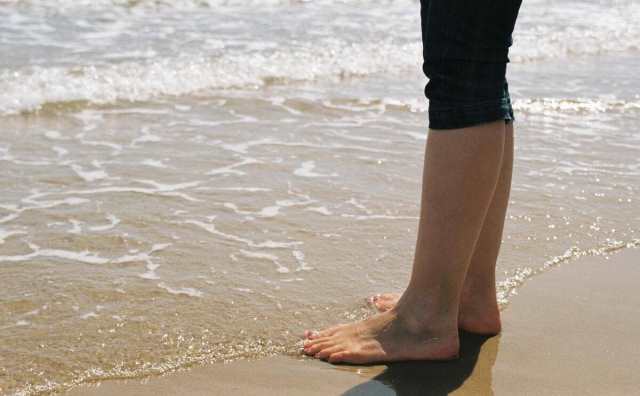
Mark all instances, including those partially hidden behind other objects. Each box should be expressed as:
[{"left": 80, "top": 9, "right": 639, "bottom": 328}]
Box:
[{"left": 428, "top": 97, "right": 515, "bottom": 130}]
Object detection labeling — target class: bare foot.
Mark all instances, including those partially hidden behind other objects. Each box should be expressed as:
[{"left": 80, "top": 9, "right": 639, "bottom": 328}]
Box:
[
  {"left": 303, "top": 308, "right": 459, "bottom": 364},
  {"left": 368, "top": 293, "right": 401, "bottom": 313},
  {"left": 366, "top": 292, "right": 501, "bottom": 336},
  {"left": 458, "top": 289, "right": 502, "bottom": 335}
]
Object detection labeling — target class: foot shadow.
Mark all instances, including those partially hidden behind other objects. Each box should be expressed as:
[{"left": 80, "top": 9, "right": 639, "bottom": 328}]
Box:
[{"left": 341, "top": 331, "right": 499, "bottom": 396}]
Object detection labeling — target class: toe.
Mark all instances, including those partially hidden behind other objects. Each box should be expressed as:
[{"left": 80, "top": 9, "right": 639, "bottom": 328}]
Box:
[
  {"left": 367, "top": 294, "right": 381, "bottom": 305},
  {"left": 314, "top": 345, "right": 343, "bottom": 360},
  {"left": 319, "top": 325, "right": 345, "bottom": 337},
  {"left": 304, "top": 341, "right": 335, "bottom": 356},
  {"left": 303, "top": 336, "right": 330, "bottom": 347},
  {"left": 307, "top": 325, "right": 344, "bottom": 340},
  {"left": 373, "top": 300, "right": 385, "bottom": 310},
  {"left": 373, "top": 293, "right": 399, "bottom": 312},
  {"left": 328, "top": 351, "right": 352, "bottom": 364}
]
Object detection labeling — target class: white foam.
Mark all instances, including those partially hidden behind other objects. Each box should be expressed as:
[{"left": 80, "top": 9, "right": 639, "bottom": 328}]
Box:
[
  {"left": 346, "top": 198, "right": 371, "bottom": 214},
  {"left": 305, "top": 206, "right": 332, "bottom": 216},
  {"left": 330, "top": 130, "right": 392, "bottom": 144},
  {"left": 496, "top": 241, "right": 640, "bottom": 307},
  {"left": 340, "top": 214, "right": 418, "bottom": 221},
  {"left": 80, "top": 139, "right": 123, "bottom": 156},
  {"left": 0, "top": 38, "right": 422, "bottom": 115},
  {"left": 67, "top": 219, "right": 83, "bottom": 234},
  {"left": 257, "top": 206, "right": 280, "bottom": 218},
  {"left": 223, "top": 196, "right": 315, "bottom": 219},
  {"left": 185, "top": 218, "right": 302, "bottom": 249},
  {"left": 103, "top": 49, "right": 158, "bottom": 61},
  {"left": 140, "top": 159, "right": 168, "bottom": 168},
  {"left": 290, "top": 97, "right": 640, "bottom": 118},
  {"left": 71, "top": 164, "right": 109, "bottom": 182},
  {"left": 269, "top": 96, "right": 303, "bottom": 115},
  {"left": 240, "top": 249, "right": 278, "bottom": 261},
  {"left": 0, "top": 147, "right": 52, "bottom": 166},
  {"left": 133, "top": 179, "right": 201, "bottom": 192},
  {"left": 514, "top": 98, "right": 640, "bottom": 114},
  {"left": 113, "top": 242, "right": 171, "bottom": 273},
  {"left": 44, "top": 130, "right": 64, "bottom": 140},
  {"left": 203, "top": 187, "right": 271, "bottom": 192},
  {"left": 157, "top": 282, "right": 203, "bottom": 297},
  {"left": 1, "top": 196, "right": 90, "bottom": 225},
  {"left": 88, "top": 214, "right": 120, "bottom": 232},
  {"left": 0, "top": 244, "right": 110, "bottom": 265},
  {"left": 0, "top": 227, "right": 27, "bottom": 244},
  {"left": 81, "top": 312, "right": 99, "bottom": 320},
  {"left": 238, "top": 249, "right": 289, "bottom": 273},
  {"left": 1, "top": 1, "right": 639, "bottom": 117},
  {"left": 20, "top": 181, "right": 202, "bottom": 205},
  {"left": 404, "top": 131, "right": 427, "bottom": 141},
  {"left": 52, "top": 146, "right": 69, "bottom": 157},
  {"left": 138, "top": 261, "right": 161, "bottom": 280},
  {"left": 174, "top": 104, "right": 191, "bottom": 111},
  {"left": 222, "top": 138, "right": 401, "bottom": 156},
  {"left": 0, "top": 242, "right": 170, "bottom": 269},
  {"left": 207, "top": 158, "right": 260, "bottom": 176},
  {"left": 280, "top": 277, "right": 304, "bottom": 282},
  {"left": 293, "top": 161, "right": 337, "bottom": 178},
  {"left": 292, "top": 250, "right": 313, "bottom": 271},
  {"left": 512, "top": 0, "right": 640, "bottom": 62},
  {"left": 2, "top": 0, "right": 423, "bottom": 9},
  {"left": 131, "top": 130, "right": 163, "bottom": 146}
]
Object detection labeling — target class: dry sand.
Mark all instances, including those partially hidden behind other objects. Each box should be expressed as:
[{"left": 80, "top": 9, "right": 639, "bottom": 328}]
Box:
[{"left": 67, "top": 248, "right": 640, "bottom": 396}]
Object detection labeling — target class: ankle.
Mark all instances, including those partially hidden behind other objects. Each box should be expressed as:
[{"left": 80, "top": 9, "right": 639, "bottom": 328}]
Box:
[
  {"left": 458, "top": 289, "right": 502, "bottom": 335},
  {"left": 459, "top": 311, "right": 501, "bottom": 335},
  {"left": 461, "top": 283, "right": 498, "bottom": 307},
  {"left": 393, "top": 292, "right": 458, "bottom": 335}
]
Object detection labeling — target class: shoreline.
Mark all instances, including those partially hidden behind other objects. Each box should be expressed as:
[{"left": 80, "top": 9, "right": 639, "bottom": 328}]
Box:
[{"left": 66, "top": 247, "right": 640, "bottom": 395}]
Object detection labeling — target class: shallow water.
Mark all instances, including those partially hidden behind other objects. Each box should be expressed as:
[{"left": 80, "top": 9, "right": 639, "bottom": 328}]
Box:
[{"left": 1, "top": 0, "right": 639, "bottom": 394}]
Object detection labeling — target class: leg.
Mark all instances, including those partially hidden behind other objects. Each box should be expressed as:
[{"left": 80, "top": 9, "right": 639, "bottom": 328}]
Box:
[
  {"left": 459, "top": 122, "right": 513, "bottom": 334},
  {"left": 370, "top": 123, "right": 514, "bottom": 336},
  {"left": 303, "top": 121, "right": 505, "bottom": 364}
]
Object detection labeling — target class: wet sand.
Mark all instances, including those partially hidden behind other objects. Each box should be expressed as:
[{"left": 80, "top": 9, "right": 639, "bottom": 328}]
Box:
[{"left": 67, "top": 247, "right": 640, "bottom": 396}]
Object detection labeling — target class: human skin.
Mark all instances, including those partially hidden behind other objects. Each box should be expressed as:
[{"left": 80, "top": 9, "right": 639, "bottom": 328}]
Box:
[
  {"left": 303, "top": 120, "right": 511, "bottom": 364},
  {"left": 366, "top": 123, "right": 514, "bottom": 335}
]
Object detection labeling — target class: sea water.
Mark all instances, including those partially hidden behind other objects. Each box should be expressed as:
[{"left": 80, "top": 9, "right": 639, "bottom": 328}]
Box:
[{"left": 1, "top": 0, "right": 639, "bottom": 394}]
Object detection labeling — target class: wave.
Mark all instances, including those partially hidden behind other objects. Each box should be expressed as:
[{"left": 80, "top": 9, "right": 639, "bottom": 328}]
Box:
[
  {"left": 0, "top": 40, "right": 421, "bottom": 115},
  {"left": 2, "top": 0, "right": 639, "bottom": 60},
  {"left": 1, "top": 0, "right": 639, "bottom": 115},
  {"left": 0, "top": 0, "right": 417, "bottom": 9},
  {"left": 497, "top": 238, "right": 640, "bottom": 308},
  {"left": 319, "top": 97, "right": 640, "bottom": 115},
  {"left": 513, "top": 98, "right": 640, "bottom": 114},
  {"left": 2, "top": 48, "right": 639, "bottom": 116},
  {"left": 2, "top": 0, "right": 411, "bottom": 6},
  {"left": 510, "top": 0, "right": 640, "bottom": 62},
  {"left": 3, "top": 45, "right": 640, "bottom": 119},
  {"left": 9, "top": 239, "right": 639, "bottom": 396}
]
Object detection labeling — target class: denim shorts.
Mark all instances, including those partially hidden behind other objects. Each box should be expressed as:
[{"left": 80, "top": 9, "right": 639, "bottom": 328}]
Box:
[{"left": 420, "top": 0, "right": 523, "bottom": 129}]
